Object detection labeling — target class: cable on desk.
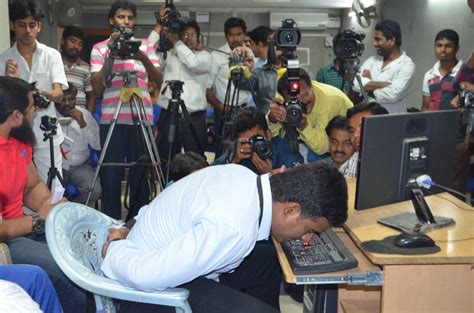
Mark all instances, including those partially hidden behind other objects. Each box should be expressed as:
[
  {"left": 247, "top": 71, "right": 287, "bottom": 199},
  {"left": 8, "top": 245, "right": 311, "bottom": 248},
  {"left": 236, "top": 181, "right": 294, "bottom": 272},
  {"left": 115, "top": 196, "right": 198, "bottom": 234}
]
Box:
[{"left": 434, "top": 194, "right": 474, "bottom": 212}]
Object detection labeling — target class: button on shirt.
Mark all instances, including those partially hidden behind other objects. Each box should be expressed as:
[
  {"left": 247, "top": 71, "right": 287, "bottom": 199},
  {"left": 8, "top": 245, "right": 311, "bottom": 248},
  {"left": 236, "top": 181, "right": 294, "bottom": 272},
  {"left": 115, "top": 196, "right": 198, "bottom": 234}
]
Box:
[
  {"left": 210, "top": 43, "right": 252, "bottom": 106},
  {"left": 353, "top": 52, "right": 415, "bottom": 114},
  {"left": 0, "top": 41, "right": 68, "bottom": 148},
  {"left": 0, "top": 136, "right": 32, "bottom": 219},
  {"left": 101, "top": 165, "right": 272, "bottom": 291},
  {"left": 57, "top": 107, "right": 101, "bottom": 169},
  {"left": 154, "top": 38, "right": 212, "bottom": 113}
]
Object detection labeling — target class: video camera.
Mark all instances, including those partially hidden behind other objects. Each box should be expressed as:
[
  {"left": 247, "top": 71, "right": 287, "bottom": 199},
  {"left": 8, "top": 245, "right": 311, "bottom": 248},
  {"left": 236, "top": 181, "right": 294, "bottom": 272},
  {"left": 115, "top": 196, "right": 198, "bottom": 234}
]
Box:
[
  {"left": 229, "top": 52, "right": 246, "bottom": 67},
  {"left": 246, "top": 135, "right": 272, "bottom": 160},
  {"left": 108, "top": 26, "right": 142, "bottom": 59},
  {"left": 459, "top": 89, "right": 473, "bottom": 109},
  {"left": 333, "top": 30, "right": 365, "bottom": 59},
  {"left": 29, "top": 82, "right": 50, "bottom": 109},
  {"left": 275, "top": 19, "right": 301, "bottom": 51},
  {"left": 39, "top": 115, "right": 57, "bottom": 133},
  {"left": 155, "top": 0, "right": 185, "bottom": 54}
]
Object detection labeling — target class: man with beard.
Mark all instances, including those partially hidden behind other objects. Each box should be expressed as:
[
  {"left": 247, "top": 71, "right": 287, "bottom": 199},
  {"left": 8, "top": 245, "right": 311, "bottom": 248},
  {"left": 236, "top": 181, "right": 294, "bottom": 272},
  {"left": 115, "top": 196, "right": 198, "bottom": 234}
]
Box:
[
  {"left": 0, "top": 0, "right": 68, "bottom": 190},
  {"left": 0, "top": 76, "right": 86, "bottom": 312},
  {"left": 61, "top": 25, "right": 96, "bottom": 113},
  {"left": 321, "top": 116, "right": 354, "bottom": 169},
  {"left": 352, "top": 20, "right": 415, "bottom": 114},
  {"left": 55, "top": 83, "right": 101, "bottom": 204}
]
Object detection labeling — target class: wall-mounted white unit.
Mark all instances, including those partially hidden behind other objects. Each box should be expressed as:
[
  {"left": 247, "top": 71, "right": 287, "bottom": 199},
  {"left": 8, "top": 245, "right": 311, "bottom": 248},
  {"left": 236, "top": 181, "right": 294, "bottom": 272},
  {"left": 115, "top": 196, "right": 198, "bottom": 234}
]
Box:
[{"left": 270, "top": 12, "right": 340, "bottom": 30}]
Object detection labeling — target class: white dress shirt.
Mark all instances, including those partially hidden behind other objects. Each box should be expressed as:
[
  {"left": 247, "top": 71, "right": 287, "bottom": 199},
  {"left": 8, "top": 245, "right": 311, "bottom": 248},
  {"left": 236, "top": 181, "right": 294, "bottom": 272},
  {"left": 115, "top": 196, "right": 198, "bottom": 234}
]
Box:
[
  {"left": 101, "top": 165, "right": 273, "bottom": 291},
  {"left": 57, "top": 107, "right": 100, "bottom": 169},
  {"left": 0, "top": 280, "right": 42, "bottom": 313},
  {"left": 210, "top": 43, "right": 252, "bottom": 106},
  {"left": 154, "top": 37, "right": 213, "bottom": 113},
  {"left": 0, "top": 41, "right": 68, "bottom": 148},
  {"left": 352, "top": 52, "right": 415, "bottom": 114}
]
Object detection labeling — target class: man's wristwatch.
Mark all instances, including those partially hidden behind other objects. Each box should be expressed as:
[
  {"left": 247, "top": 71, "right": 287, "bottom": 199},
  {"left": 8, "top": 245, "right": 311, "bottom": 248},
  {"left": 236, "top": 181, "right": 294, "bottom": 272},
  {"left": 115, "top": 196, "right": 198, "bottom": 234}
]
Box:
[{"left": 31, "top": 213, "right": 45, "bottom": 236}]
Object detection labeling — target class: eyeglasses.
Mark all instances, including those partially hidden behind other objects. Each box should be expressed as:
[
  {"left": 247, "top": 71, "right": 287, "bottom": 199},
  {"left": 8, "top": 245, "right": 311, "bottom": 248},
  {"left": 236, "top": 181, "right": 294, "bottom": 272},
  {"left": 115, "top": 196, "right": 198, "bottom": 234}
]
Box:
[{"left": 182, "top": 32, "right": 198, "bottom": 39}]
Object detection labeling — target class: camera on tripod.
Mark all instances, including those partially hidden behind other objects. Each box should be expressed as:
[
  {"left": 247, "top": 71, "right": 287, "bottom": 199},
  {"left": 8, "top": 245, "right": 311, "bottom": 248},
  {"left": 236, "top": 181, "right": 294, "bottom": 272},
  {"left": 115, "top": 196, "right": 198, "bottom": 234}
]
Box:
[
  {"left": 246, "top": 135, "right": 272, "bottom": 160},
  {"left": 333, "top": 30, "right": 365, "bottom": 59},
  {"left": 275, "top": 19, "right": 301, "bottom": 49},
  {"left": 165, "top": 80, "right": 184, "bottom": 99},
  {"left": 29, "top": 82, "right": 50, "bottom": 109},
  {"left": 459, "top": 89, "right": 473, "bottom": 109},
  {"left": 108, "top": 26, "right": 142, "bottom": 59},
  {"left": 39, "top": 115, "right": 57, "bottom": 133},
  {"left": 229, "top": 51, "right": 246, "bottom": 66}
]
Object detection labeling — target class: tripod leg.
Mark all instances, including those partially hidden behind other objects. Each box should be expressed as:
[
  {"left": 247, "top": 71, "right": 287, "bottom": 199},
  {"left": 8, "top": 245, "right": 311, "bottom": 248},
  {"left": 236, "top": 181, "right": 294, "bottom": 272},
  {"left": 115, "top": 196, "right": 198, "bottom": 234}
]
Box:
[{"left": 85, "top": 100, "right": 124, "bottom": 206}]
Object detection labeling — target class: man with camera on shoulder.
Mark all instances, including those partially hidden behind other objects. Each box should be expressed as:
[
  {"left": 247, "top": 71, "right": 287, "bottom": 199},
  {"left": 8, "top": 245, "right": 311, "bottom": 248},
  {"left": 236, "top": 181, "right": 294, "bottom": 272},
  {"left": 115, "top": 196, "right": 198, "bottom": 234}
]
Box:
[
  {"left": 213, "top": 107, "right": 303, "bottom": 174},
  {"left": 90, "top": 1, "right": 163, "bottom": 220},
  {"left": 268, "top": 69, "right": 353, "bottom": 162},
  {"left": 149, "top": 5, "right": 212, "bottom": 167}
]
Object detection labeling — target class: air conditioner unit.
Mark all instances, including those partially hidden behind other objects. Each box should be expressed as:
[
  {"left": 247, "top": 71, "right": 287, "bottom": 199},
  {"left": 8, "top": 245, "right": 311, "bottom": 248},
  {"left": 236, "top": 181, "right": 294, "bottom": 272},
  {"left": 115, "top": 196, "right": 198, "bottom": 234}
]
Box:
[{"left": 270, "top": 12, "right": 340, "bottom": 30}]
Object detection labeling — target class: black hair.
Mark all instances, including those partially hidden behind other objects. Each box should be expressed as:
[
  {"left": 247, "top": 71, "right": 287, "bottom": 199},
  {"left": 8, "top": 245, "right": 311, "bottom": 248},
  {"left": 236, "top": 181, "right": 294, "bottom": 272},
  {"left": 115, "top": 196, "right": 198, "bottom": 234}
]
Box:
[
  {"left": 180, "top": 20, "right": 201, "bottom": 40},
  {"left": 248, "top": 26, "right": 273, "bottom": 46},
  {"left": 325, "top": 116, "right": 350, "bottom": 137},
  {"left": 0, "top": 77, "right": 32, "bottom": 123},
  {"left": 269, "top": 163, "right": 348, "bottom": 226},
  {"left": 231, "top": 107, "right": 268, "bottom": 140},
  {"left": 434, "top": 29, "right": 459, "bottom": 48},
  {"left": 108, "top": 1, "right": 137, "bottom": 19},
  {"left": 277, "top": 68, "right": 312, "bottom": 96},
  {"left": 224, "top": 17, "right": 247, "bottom": 36},
  {"left": 169, "top": 152, "right": 208, "bottom": 182},
  {"left": 62, "top": 25, "right": 85, "bottom": 42},
  {"left": 63, "top": 83, "right": 78, "bottom": 98},
  {"left": 9, "top": 0, "right": 44, "bottom": 22},
  {"left": 346, "top": 101, "right": 389, "bottom": 120},
  {"left": 375, "top": 20, "right": 402, "bottom": 47}
]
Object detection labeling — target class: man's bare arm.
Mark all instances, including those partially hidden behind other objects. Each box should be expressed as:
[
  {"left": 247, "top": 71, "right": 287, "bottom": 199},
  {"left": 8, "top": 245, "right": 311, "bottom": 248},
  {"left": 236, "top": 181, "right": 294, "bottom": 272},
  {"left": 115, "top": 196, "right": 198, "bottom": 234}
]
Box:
[
  {"left": 85, "top": 91, "right": 96, "bottom": 113},
  {"left": 91, "top": 69, "right": 105, "bottom": 98},
  {"left": 0, "top": 216, "right": 34, "bottom": 241},
  {"left": 41, "top": 83, "right": 63, "bottom": 103},
  {"left": 422, "top": 95, "right": 430, "bottom": 111},
  {"left": 206, "top": 89, "right": 225, "bottom": 112},
  {"left": 23, "top": 163, "right": 54, "bottom": 218}
]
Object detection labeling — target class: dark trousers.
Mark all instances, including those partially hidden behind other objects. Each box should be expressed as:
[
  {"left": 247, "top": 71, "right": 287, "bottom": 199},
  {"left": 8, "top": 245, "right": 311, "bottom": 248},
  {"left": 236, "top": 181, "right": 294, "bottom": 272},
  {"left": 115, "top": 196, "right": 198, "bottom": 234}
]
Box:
[
  {"left": 99, "top": 124, "right": 150, "bottom": 220},
  {"left": 157, "top": 109, "right": 207, "bottom": 171},
  {"left": 119, "top": 241, "right": 282, "bottom": 313}
]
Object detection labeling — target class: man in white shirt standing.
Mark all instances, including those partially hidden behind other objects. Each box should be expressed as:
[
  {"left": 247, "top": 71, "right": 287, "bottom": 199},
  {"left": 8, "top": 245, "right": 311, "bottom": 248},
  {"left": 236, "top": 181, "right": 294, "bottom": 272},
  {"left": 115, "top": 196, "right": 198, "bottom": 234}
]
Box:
[
  {"left": 0, "top": 0, "right": 68, "bottom": 190},
  {"left": 55, "top": 84, "right": 101, "bottom": 205},
  {"left": 352, "top": 20, "right": 415, "bottom": 114},
  {"left": 149, "top": 7, "right": 212, "bottom": 169},
  {"left": 101, "top": 163, "right": 348, "bottom": 313}
]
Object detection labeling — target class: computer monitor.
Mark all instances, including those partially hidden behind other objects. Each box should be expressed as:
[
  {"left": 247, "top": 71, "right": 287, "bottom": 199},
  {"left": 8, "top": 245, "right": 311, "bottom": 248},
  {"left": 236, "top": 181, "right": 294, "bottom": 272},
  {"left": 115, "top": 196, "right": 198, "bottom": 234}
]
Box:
[{"left": 355, "top": 111, "right": 459, "bottom": 232}]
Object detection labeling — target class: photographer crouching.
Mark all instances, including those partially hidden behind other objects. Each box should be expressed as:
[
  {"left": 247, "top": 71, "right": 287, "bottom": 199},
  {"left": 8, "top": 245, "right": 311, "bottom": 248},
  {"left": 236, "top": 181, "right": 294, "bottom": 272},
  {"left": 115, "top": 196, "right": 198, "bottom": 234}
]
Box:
[
  {"left": 90, "top": 1, "right": 163, "bottom": 220},
  {"left": 213, "top": 107, "right": 303, "bottom": 174},
  {"left": 149, "top": 5, "right": 212, "bottom": 171}
]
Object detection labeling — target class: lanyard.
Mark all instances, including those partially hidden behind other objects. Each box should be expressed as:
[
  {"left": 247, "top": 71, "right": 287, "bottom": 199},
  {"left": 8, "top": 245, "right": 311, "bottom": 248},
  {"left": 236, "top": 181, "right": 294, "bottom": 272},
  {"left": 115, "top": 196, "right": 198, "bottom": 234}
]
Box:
[{"left": 256, "top": 175, "right": 264, "bottom": 228}]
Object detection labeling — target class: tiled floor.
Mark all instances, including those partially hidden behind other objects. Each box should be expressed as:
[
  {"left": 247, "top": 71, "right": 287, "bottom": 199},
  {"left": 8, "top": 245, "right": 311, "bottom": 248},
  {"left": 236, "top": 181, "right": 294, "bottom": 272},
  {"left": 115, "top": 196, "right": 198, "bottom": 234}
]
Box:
[{"left": 280, "top": 295, "right": 304, "bottom": 313}]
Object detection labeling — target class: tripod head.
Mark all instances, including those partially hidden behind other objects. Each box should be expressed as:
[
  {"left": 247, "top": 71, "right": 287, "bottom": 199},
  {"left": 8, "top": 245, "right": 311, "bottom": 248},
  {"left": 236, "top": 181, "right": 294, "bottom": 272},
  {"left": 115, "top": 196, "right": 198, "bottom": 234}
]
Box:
[
  {"left": 40, "top": 115, "right": 58, "bottom": 141},
  {"left": 165, "top": 80, "right": 184, "bottom": 99}
]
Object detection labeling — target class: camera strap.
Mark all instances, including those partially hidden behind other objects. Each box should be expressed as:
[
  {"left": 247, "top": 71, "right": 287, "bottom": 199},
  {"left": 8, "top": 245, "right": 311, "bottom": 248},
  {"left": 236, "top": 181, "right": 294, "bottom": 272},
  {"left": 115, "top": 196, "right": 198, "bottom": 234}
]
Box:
[{"left": 256, "top": 175, "right": 264, "bottom": 228}]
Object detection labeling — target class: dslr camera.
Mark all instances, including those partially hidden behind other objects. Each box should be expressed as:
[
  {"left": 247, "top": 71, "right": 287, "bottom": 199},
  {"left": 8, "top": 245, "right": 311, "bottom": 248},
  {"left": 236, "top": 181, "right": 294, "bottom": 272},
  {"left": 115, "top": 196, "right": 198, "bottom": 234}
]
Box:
[
  {"left": 108, "top": 26, "right": 142, "bottom": 59},
  {"left": 459, "top": 89, "right": 473, "bottom": 109},
  {"left": 284, "top": 60, "right": 307, "bottom": 127},
  {"left": 333, "top": 30, "right": 365, "bottom": 59},
  {"left": 39, "top": 115, "right": 57, "bottom": 132},
  {"left": 247, "top": 135, "right": 272, "bottom": 160},
  {"left": 29, "top": 82, "right": 50, "bottom": 109}
]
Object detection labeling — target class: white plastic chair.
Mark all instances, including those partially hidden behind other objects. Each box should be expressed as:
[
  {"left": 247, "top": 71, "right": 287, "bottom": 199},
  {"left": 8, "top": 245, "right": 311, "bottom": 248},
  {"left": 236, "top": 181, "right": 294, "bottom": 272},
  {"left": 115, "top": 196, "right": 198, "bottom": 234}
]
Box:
[{"left": 46, "top": 202, "right": 191, "bottom": 313}]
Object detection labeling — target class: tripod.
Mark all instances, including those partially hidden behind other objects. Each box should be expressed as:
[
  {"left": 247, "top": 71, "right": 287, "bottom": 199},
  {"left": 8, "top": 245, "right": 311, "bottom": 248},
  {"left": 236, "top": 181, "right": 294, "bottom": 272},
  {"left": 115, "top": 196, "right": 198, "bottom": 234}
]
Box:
[
  {"left": 40, "top": 117, "right": 66, "bottom": 191},
  {"left": 215, "top": 66, "right": 244, "bottom": 157},
  {"left": 341, "top": 57, "right": 369, "bottom": 104},
  {"left": 85, "top": 71, "right": 164, "bottom": 206},
  {"left": 162, "top": 80, "right": 204, "bottom": 183}
]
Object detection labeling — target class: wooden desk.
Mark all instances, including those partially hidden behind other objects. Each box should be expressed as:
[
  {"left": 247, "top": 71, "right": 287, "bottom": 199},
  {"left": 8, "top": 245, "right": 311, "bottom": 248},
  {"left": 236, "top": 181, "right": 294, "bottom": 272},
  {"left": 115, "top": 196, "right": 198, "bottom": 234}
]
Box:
[
  {"left": 277, "top": 178, "right": 474, "bottom": 313},
  {"left": 343, "top": 178, "right": 474, "bottom": 313}
]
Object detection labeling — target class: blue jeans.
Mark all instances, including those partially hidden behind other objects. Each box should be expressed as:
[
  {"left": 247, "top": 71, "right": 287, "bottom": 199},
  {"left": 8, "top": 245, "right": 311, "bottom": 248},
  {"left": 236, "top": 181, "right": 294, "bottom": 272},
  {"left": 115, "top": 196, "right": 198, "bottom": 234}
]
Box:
[
  {"left": 0, "top": 264, "right": 63, "bottom": 313},
  {"left": 7, "top": 236, "right": 86, "bottom": 313}
]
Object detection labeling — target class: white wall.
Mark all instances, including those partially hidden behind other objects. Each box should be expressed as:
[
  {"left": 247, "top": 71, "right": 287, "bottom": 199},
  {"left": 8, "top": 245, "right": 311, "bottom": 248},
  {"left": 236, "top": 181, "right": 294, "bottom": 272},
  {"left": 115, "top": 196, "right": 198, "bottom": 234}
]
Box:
[
  {"left": 0, "top": 0, "right": 10, "bottom": 54},
  {"left": 379, "top": 0, "right": 474, "bottom": 109}
]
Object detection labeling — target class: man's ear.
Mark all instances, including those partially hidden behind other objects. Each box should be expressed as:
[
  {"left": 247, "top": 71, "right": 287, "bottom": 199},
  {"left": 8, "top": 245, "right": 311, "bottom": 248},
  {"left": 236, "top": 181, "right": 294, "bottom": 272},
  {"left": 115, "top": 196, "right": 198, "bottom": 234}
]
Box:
[
  {"left": 283, "top": 202, "right": 301, "bottom": 218},
  {"left": 10, "top": 21, "right": 14, "bottom": 32},
  {"left": 37, "top": 21, "right": 42, "bottom": 33},
  {"left": 9, "top": 110, "right": 24, "bottom": 127}
]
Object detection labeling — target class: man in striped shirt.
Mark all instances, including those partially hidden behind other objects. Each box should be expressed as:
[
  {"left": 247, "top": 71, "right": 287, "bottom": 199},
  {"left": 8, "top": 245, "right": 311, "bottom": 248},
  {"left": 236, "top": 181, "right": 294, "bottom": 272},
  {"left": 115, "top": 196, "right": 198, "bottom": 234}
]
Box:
[
  {"left": 90, "top": 1, "right": 163, "bottom": 220},
  {"left": 61, "top": 25, "right": 96, "bottom": 113}
]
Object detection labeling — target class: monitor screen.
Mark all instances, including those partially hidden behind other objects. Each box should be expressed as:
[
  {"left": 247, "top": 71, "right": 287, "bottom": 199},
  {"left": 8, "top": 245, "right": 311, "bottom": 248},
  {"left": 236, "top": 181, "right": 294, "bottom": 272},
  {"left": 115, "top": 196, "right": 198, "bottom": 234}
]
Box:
[{"left": 355, "top": 111, "right": 460, "bottom": 210}]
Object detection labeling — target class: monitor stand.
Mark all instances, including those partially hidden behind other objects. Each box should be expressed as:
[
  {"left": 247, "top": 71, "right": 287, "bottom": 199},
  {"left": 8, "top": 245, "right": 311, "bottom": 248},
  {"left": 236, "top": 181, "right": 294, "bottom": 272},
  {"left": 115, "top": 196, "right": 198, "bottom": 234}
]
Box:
[{"left": 377, "top": 188, "right": 455, "bottom": 234}]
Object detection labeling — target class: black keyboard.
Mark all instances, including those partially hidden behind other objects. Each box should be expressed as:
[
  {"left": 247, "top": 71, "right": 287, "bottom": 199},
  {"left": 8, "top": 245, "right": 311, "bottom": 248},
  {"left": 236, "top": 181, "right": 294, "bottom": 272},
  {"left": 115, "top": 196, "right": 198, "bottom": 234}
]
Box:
[{"left": 282, "top": 228, "right": 358, "bottom": 275}]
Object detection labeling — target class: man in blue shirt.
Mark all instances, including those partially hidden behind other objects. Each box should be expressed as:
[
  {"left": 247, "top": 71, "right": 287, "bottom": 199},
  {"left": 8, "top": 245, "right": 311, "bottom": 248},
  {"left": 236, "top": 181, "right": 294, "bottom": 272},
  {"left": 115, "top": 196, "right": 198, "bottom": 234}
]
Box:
[{"left": 213, "top": 107, "right": 303, "bottom": 173}]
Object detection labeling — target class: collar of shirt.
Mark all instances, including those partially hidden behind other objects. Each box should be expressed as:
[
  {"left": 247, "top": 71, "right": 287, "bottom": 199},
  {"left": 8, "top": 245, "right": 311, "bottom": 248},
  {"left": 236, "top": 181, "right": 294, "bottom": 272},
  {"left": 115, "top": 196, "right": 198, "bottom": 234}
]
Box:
[
  {"left": 431, "top": 59, "right": 464, "bottom": 77},
  {"left": 13, "top": 40, "right": 44, "bottom": 56},
  {"left": 375, "top": 51, "right": 410, "bottom": 72},
  {"left": 256, "top": 173, "right": 272, "bottom": 240}
]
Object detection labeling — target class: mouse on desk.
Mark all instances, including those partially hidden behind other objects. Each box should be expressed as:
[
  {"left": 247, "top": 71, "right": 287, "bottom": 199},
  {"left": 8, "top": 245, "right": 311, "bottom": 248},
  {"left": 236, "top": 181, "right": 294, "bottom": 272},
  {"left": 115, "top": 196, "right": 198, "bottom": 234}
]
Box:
[{"left": 393, "top": 232, "right": 436, "bottom": 248}]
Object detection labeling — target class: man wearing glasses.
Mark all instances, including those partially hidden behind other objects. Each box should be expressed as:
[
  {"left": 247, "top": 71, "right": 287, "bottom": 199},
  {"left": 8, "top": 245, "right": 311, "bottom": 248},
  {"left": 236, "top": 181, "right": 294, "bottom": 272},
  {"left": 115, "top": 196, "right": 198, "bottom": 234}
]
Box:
[
  {"left": 149, "top": 9, "right": 212, "bottom": 167},
  {"left": 268, "top": 69, "right": 353, "bottom": 162}
]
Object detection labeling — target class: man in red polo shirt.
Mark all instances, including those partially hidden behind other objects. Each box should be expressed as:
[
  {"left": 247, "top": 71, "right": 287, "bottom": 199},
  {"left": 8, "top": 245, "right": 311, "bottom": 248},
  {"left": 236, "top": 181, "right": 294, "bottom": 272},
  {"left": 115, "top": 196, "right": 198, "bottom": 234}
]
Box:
[{"left": 0, "top": 76, "right": 86, "bottom": 312}]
